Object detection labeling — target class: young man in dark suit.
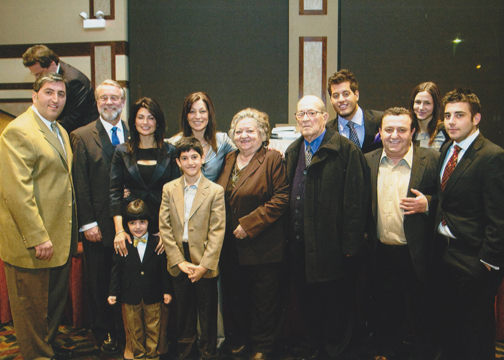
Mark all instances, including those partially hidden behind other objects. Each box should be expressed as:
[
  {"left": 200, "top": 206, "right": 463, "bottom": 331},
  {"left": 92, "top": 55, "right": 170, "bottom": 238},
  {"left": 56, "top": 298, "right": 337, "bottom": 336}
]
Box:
[
  {"left": 326, "top": 69, "right": 383, "bottom": 153},
  {"left": 435, "top": 88, "right": 504, "bottom": 360},
  {"left": 365, "top": 107, "right": 439, "bottom": 358},
  {"left": 23, "top": 44, "right": 99, "bottom": 134},
  {"left": 70, "top": 79, "right": 127, "bottom": 354}
]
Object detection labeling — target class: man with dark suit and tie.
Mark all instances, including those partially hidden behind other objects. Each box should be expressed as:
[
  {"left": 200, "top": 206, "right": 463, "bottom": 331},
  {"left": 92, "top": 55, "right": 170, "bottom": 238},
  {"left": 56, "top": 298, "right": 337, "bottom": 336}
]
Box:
[
  {"left": 435, "top": 88, "right": 504, "bottom": 360},
  {"left": 326, "top": 69, "right": 383, "bottom": 153},
  {"left": 23, "top": 44, "right": 99, "bottom": 134},
  {"left": 365, "top": 107, "right": 439, "bottom": 358},
  {"left": 0, "top": 73, "right": 77, "bottom": 360},
  {"left": 70, "top": 79, "right": 128, "bottom": 354}
]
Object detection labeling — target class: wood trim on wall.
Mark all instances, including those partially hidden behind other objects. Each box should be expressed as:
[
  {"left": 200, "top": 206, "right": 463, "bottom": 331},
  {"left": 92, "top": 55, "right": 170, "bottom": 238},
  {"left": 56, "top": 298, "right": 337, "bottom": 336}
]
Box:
[
  {"left": 0, "top": 83, "right": 33, "bottom": 90},
  {"left": 298, "top": 36, "right": 327, "bottom": 103},
  {"left": 0, "top": 41, "right": 128, "bottom": 59},
  {"left": 0, "top": 99, "right": 32, "bottom": 103},
  {"left": 299, "top": 0, "right": 327, "bottom": 15},
  {"left": 90, "top": 0, "right": 115, "bottom": 20}
]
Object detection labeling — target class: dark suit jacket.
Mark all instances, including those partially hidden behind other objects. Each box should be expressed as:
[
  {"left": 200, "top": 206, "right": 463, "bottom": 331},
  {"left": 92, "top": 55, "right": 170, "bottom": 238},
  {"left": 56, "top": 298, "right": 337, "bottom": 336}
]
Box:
[
  {"left": 216, "top": 147, "right": 289, "bottom": 265},
  {"left": 435, "top": 134, "right": 504, "bottom": 268},
  {"left": 326, "top": 109, "right": 383, "bottom": 153},
  {"left": 57, "top": 61, "right": 99, "bottom": 134},
  {"left": 71, "top": 119, "right": 129, "bottom": 247},
  {"left": 366, "top": 145, "right": 440, "bottom": 281},
  {"left": 110, "top": 142, "right": 180, "bottom": 231},
  {"left": 285, "top": 128, "right": 369, "bottom": 283},
  {"left": 109, "top": 234, "right": 172, "bottom": 305}
]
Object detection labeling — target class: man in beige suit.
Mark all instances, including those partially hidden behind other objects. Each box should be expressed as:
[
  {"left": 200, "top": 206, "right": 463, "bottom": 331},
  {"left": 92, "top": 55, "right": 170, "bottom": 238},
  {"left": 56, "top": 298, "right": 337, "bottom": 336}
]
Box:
[
  {"left": 0, "top": 73, "right": 78, "bottom": 360},
  {"left": 160, "top": 137, "right": 225, "bottom": 360}
]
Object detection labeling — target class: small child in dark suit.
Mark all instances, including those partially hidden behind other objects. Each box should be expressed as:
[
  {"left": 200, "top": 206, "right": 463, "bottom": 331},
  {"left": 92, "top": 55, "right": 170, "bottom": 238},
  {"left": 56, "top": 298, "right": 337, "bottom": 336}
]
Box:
[{"left": 108, "top": 199, "right": 172, "bottom": 360}]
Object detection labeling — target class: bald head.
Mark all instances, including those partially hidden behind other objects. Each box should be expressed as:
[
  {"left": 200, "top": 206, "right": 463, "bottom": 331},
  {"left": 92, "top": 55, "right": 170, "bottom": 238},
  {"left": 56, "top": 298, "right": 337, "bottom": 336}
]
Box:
[{"left": 296, "top": 95, "right": 329, "bottom": 142}]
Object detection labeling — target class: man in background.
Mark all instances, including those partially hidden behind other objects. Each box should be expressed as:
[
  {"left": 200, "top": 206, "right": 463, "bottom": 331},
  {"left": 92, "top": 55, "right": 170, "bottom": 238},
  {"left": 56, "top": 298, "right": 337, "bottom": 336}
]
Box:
[
  {"left": 23, "top": 44, "right": 99, "bottom": 134},
  {"left": 327, "top": 69, "right": 383, "bottom": 153}
]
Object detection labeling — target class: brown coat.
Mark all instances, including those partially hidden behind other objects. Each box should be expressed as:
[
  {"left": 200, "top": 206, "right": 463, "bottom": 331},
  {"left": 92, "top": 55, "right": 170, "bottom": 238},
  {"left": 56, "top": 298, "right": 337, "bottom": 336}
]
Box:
[{"left": 216, "top": 147, "right": 290, "bottom": 265}]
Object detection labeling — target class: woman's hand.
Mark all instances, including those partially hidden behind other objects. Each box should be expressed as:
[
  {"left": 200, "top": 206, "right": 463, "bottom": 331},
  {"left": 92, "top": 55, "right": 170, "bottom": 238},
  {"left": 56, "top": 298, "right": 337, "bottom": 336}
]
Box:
[
  {"left": 233, "top": 225, "right": 248, "bottom": 239},
  {"left": 123, "top": 188, "right": 131, "bottom": 198},
  {"left": 154, "top": 233, "right": 165, "bottom": 254}
]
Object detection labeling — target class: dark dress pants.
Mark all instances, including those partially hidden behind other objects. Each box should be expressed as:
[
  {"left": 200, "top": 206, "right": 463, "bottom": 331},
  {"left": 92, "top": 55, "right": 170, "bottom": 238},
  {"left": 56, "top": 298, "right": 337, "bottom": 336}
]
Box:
[
  {"left": 220, "top": 258, "right": 281, "bottom": 354},
  {"left": 288, "top": 240, "right": 354, "bottom": 358},
  {"left": 4, "top": 258, "right": 71, "bottom": 360},
  {"left": 435, "top": 240, "right": 503, "bottom": 360}
]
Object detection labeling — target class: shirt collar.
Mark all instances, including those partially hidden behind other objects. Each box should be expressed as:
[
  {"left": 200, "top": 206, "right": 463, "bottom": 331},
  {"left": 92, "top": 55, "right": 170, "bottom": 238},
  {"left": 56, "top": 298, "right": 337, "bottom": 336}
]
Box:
[
  {"left": 380, "top": 142, "right": 414, "bottom": 168},
  {"left": 31, "top": 105, "right": 55, "bottom": 131},
  {"left": 184, "top": 175, "right": 202, "bottom": 190},
  {"left": 338, "top": 106, "right": 363, "bottom": 130},
  {"left": 304, "top": 129, "right": 326, "bottom": 154},
  {"left": 100, "top": 117, "right": 123, "bottom": 134},
  {"left": 453, "top": 129, "right": 480, "bottom": 151}
]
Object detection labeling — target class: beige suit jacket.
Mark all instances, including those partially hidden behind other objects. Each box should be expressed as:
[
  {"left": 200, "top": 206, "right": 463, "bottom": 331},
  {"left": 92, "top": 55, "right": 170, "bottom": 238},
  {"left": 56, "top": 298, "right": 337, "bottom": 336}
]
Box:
[
  {"left": 160, "top": 175, "right": 225, "bottom": 278},
  {"left": 0, "top": 107, "right": 77, "bottom": 268}
]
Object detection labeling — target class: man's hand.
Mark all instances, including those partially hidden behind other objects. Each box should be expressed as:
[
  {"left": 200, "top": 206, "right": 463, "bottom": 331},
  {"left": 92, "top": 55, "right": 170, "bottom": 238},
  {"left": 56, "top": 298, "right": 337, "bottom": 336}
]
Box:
[
  {"left": 114, "top": 230, "right": 131, "bottom": 256},
  {"left": 400, "top": 189, "right": 428, "bottom": 215},
  {"left": 34, "top": 240, "right": 53, "bottom": 261},
  {"left": 178, "top": 261, "right": 194, "bottom": 275},
  {"left": 108, "top": 296, "right": 117, "bottom": 305},
  {"left": 233, "top": 225, "right": 248, "bottom": 239},
  {"left": 154, "top": 234, "right": 165, "bottom": 255},
  {"left": 84, "top": 225, "right": 102, "bottom": 242},
  {"left": 187, "top": 264, "right": 208, "bottom": 283}
]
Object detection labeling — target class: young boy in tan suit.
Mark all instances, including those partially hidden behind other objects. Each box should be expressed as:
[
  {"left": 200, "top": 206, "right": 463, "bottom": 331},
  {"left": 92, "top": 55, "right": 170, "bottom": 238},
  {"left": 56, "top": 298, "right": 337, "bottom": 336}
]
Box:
[{"left": 160, "top": 137, "right": 225, "bottom": 360}]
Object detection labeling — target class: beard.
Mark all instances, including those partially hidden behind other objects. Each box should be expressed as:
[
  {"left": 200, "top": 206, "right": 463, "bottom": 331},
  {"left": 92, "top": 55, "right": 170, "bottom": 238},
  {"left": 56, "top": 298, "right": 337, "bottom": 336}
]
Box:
[{"left": 101, "top": 106, "right": 122, "bottom": 122}]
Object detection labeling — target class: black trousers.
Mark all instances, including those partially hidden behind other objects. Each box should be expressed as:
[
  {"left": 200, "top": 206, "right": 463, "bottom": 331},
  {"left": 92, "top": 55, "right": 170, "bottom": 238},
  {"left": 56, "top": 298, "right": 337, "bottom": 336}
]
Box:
[
  {"left": 435, "top": 240, "right": 503, "bottom": 360},
  {"left": 220, "top": 259, "right": 281, "bottom": 354},
  {"left": 287, "top": 240, "right": 354, "bottom": 358},
  {"left": 82, "top": 238, "right": 122, "bottom": 340},
  {"left": 172, "top": 242, "right": 219, "bottom": 359}
]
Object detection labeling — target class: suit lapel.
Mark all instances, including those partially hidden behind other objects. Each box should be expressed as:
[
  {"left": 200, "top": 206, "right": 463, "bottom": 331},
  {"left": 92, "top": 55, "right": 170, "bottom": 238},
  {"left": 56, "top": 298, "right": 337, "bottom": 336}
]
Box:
[
  {"left": 172, "top": 178, "right": 186, "bottom": 226},
  {"left": 369, "top": 150, "right": 381, "bottom": 222},
  {"left": 408, "top": 147, "right": 426, "bottom": 195},
  {"left": 141, "top": 234, "right": 158, "bottom": 264},
  {"left": 189, "top": 177, "right": 209, "bottom": 219},
  {"left": 150, "top": 144, "right": 170, "bottom": 186},
  {"left": 30, "top": 109, "right": 69, "bottom": 170},
  {"left": 93, "top": 119, "right": 116, "bottom": 161},
  {"left": 230, "top": 147, "right": 265, "bottom": 198},
  {"left": 124, "top": 152, "right": 148, "bottom": 188},
  {"left": 362, "top": 111, "right": 376, "bottom": 149},
  {"left": 443, "top": 135, "right": 482, "bottom": 195}
]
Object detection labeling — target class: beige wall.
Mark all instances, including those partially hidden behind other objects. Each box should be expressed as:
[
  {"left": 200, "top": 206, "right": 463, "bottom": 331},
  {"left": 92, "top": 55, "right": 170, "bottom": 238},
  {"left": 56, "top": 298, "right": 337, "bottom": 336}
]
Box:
[
  {"left": 0, "top": 0, "right": 128, "bottom": 118},
  {"left": 0, "top": 0, "right": 127, "bottom": 45},
  {"left": 289, "top": 0, "right": 339, "bottom": 123}
]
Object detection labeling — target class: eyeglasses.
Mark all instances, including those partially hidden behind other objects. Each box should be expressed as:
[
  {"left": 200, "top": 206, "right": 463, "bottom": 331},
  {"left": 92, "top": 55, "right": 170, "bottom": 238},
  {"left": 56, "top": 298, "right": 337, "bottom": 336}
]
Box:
[
  {"left": 98, "top": 95, "right": 122, "bottom": 102},
  {"left": 295, "top": 110, "right": 324, "bottom": 120}
]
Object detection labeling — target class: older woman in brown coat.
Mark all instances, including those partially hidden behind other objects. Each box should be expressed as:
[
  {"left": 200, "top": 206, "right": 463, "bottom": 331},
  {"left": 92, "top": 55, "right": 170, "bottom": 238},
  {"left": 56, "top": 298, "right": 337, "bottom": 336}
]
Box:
[{"left": 216, "top": 108, "right": 289, "bottom": 360}]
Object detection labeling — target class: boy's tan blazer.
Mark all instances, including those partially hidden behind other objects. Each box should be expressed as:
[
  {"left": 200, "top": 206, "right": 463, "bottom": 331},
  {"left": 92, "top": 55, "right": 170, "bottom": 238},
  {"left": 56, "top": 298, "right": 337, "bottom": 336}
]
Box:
[{"left": 160, "top": 175, "right": 225, "bottom": 278}]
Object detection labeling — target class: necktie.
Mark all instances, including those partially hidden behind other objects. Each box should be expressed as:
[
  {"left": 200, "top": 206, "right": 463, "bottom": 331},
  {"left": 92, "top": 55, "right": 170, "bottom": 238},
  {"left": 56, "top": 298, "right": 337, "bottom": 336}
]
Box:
[
  {"left": 441, "top": 145, "right": 461, "bottom": 226},
  {"left": 133, "top": 237, "right": 147, "bottom": 247},
  {"left": 51, "top": 122, "right": 59, "bottom": 138},
  {"left": 347, "top": 121, "right": 361, "bottom": 148},
  {"left": 111, "top": 126, "right": 120, "bottom": 146},
  {"left": 305, "top": 144, "right": 312, "bottom": 167},
  {"left": 441, "top": 145, "right": 461, "bottom": 192}
]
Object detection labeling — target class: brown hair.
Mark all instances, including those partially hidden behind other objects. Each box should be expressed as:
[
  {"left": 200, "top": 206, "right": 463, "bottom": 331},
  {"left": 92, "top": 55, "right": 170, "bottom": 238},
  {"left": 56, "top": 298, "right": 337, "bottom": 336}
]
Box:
[
  {"left": 22, "top": 45, "right": 59, "bottom": 68},
  {"left": 409, "top": 82, "right": 442, "bottom": 146},
  {"left": 127, "top": 97, "right": 166, "bottom": 155},
  {"left": 327, "top": 69, "right": 359, "bottom": 96},
  {"left": 180, "top": 92, "right": 217, "bottom": 152}
]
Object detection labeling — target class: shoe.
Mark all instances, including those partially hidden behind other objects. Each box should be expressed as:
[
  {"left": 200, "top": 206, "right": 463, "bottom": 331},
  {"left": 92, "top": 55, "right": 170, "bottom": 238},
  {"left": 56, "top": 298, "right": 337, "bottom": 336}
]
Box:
[
  {"left": 294, "top": 348, "right": 319, "bottom": 360},
  {"left": 101, "top": 333, "right": 120, "bottom": 354},
  {"left": 227, "top": 343, "right": 248, "bottom": 355},
  {"left": 52, "top": 346, "right": 74, "bottom": 360},
  {"left": 249, "top": 352, "right": 268, "bottom": 360}
]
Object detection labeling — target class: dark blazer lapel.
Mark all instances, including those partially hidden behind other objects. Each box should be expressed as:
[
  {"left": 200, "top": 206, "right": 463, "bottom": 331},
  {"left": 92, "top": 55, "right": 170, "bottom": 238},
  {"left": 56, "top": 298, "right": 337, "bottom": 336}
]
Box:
[
  {"left": 231, "top": 147, "right": 266, "bottom": 198},
  {"left": 443, "top": 135, "right": 482, "bottom": 195},
  {"left": 149, "top": 144, "right": 171, "bottom": 186},
  {"left": 362, "top": 111, "right": 376, "bottom": 149},
  {"left": 172, "top": 178, "right": 185, "bottom": 226},
  {"left": 286, "top": 137, "right": 303, "bottom": 182},
  {"left": 189, "top": 176, "right": 209, "bottom": 219},
  {"left": 141, "top": 234, "right": 158, "bottom": 264},
  {"left": 124, "top": 152, "right": 148, "bottom": 189},
  {"left": 127, "top": 241, "right": 142, "bottom": 265},
  {"left": 369, "top": 150, "right": 381, "bottom": 222},
  {"left": 94, "top": 119, "right": 115, "bottom": 161},
  {"left": 408, "top": 147, "right": 426, "bottom": 195}
]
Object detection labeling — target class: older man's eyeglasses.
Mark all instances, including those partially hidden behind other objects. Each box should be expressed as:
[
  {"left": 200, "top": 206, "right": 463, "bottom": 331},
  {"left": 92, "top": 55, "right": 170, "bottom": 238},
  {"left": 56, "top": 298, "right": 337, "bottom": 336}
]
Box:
[
  {"left": 98, "top": 95, "right": 121, "bottom": 102},
  {"left": 295, "top": 110, "right": 324, "bottom": 120}
]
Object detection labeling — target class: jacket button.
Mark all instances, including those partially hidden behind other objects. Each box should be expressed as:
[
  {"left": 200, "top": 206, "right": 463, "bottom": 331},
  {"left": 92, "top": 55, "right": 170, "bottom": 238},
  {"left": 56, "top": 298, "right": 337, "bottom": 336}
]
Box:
[{"left": 141, "top": 271, "right": 144, "bottom": 275}]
